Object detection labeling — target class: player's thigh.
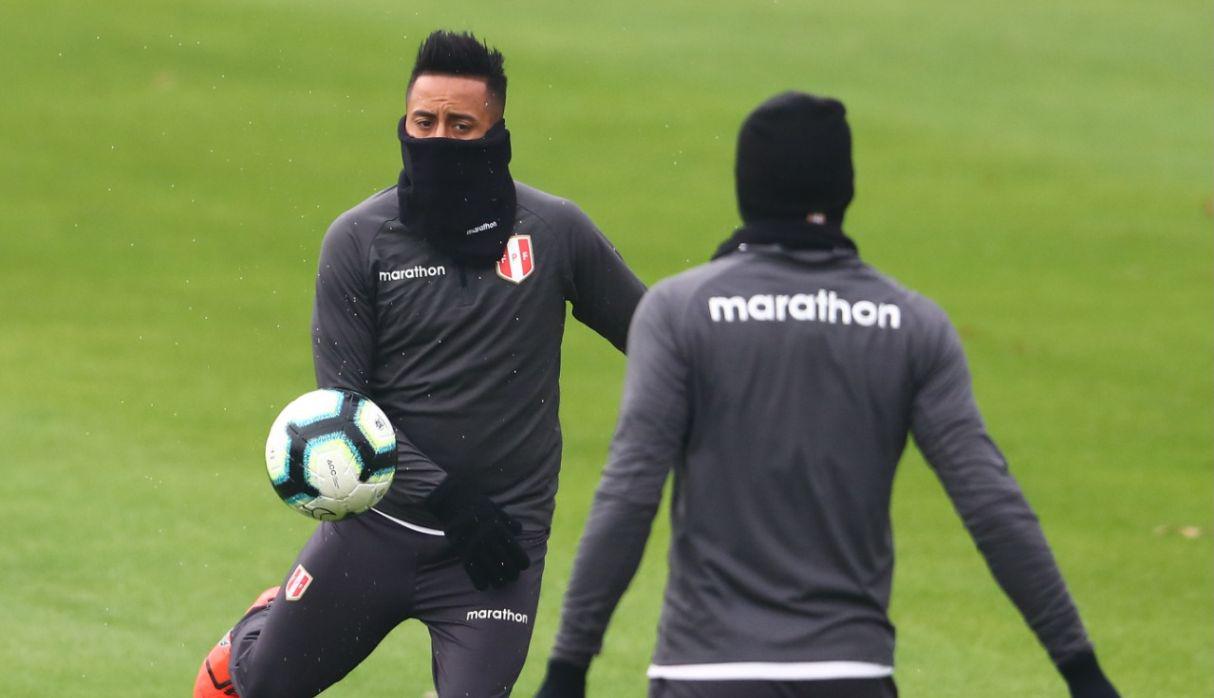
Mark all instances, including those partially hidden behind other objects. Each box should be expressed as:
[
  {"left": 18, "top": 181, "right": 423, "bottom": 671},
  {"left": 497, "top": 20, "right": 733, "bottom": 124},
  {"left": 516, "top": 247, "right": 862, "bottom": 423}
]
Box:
[
  {"left": 232, "top": 515, "right": 417, "bottom": 698},
  {"left": 649, "top": 677, "right": 898, "bottom": 698},
  {"left": 418, "top": 532, "right": 548, "bottom": 698}
]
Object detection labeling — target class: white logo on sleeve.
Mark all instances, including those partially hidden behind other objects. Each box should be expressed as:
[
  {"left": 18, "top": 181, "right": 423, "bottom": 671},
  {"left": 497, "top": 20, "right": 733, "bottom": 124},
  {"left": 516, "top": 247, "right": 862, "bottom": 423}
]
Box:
[
  {"left": 466, "top": 220, "right": 498, "bottom": 236},
  {"left": 708, "top": 290, "right": 901, "bottom": 329},
  {"left": 378, "top": 265, "right": 447, "bottom": 282},
  {"left": 466, "top": 608, "right": 530, "bottom": 624}
]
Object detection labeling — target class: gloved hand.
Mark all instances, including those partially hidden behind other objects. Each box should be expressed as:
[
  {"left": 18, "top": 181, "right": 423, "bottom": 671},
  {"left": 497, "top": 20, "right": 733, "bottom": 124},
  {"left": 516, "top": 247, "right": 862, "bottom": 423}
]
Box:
[
  {"left": 425, "top": 477, "right": 531, "bottom": 590},
  {"left": 534, "top": 658, "right": 588, "bottom": 698},
  {"left": 1059, "top": 651, "right": 1120, "bottom": 698}
]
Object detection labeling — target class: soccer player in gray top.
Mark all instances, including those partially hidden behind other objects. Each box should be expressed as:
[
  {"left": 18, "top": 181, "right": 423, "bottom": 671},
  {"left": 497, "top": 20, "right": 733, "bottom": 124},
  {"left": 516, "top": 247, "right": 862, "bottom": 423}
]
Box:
[
  {"left": 533, "top": 93, "right": 1119, "bottom": 698},
  {"left": 193, "top": 31, "right": 645, "bottom": 698}
]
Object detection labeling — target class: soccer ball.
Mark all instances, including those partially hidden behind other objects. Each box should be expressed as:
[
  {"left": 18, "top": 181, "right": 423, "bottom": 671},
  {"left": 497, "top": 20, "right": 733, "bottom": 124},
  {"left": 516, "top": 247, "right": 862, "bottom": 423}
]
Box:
[{"left": 264, "top": 389, "right": 396, "bottom": 521}]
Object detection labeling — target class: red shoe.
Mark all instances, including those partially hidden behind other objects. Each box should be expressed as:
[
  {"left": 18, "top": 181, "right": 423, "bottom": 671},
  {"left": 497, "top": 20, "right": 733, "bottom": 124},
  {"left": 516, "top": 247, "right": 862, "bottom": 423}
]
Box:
[
  {"left": 193, "top": 587, "right": 280, "bottom": 698},
  {"left": 243, "top": 586, "right": 280, "bottom": 614}
]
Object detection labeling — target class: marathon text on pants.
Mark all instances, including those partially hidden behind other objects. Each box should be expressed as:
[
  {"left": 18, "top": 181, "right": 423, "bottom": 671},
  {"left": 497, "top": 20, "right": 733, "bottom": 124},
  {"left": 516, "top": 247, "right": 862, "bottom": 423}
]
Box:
[{"left": 466, "top": 608, "right": 530, "bottom": 624}]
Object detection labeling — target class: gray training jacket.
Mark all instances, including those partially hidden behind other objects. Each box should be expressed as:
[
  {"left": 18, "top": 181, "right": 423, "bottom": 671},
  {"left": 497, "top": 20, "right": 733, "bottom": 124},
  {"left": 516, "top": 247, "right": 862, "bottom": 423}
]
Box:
[
  {"left": 551, "top": 244, "right": 1092, "bottom": 677},
  {"left": 312, "top": 182, "right": 645, "bottom": 533}
]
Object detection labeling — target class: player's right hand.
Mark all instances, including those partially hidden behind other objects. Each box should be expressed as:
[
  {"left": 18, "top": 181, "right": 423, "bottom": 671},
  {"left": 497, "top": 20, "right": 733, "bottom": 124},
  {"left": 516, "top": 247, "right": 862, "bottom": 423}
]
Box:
[
  {"left": 1059, "top": 651, "right": 1120, "bottom": 698},
  {"left": 425, "top": 476, "right": 531, "bottom": 590},
  {"left": 534, "top": 659, "right": 588, "bottom": 698}
]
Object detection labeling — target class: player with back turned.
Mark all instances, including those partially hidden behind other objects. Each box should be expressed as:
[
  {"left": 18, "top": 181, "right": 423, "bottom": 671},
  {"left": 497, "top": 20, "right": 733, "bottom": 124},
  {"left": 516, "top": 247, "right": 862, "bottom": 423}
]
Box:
[
  {"left": 193, "top": 30, "right": 645, "bottom": 698},
  {"left": 534, "top": 93, "right": 1120, "bottom": 697}
]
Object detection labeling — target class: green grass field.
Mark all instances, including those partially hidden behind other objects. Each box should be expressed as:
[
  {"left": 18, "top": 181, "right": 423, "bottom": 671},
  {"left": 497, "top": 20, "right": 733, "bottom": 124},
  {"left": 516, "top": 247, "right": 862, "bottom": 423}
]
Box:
[{"left": 2, "top": 0, "right": 1210, "bottom": 695}]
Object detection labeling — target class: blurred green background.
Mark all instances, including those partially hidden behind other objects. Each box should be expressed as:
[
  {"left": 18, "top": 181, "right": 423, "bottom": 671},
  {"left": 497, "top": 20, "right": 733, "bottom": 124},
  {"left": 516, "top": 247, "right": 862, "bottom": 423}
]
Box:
[{"left": 1, "top": 0, "right": 1210, "bottom": 695}]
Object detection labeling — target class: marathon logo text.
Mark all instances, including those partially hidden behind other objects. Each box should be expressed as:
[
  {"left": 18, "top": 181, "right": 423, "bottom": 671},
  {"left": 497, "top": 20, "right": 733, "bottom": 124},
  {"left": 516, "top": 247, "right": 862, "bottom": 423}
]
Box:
[
  {"left": 466, "top": 220, "right": 498, "bottom": 236},
  {"left": 708, "top": 290, "right": 901, "bottom": 329},
  {"left": 466, "top": 608, "right": 530, "bottom": 625},
  {"left": 378, "top": 265, "right": 447, "bottom": 281}
]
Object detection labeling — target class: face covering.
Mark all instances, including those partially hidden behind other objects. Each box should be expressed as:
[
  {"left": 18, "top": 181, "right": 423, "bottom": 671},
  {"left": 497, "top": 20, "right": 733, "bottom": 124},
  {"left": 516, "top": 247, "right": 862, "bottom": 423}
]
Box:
[
  {"left": 711, "top": 218, "right": 858, "bottom": 260},
  {"left": 397, "top": 118, "right": 517, "bottom": 267}
]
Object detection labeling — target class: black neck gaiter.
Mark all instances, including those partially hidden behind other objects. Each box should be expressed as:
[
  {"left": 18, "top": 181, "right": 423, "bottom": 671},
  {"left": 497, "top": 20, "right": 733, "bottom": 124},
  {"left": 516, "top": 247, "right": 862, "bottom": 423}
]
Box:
[
  {"left": 397, "top": 118, "right": 517, "bottom": 267},
  {"left": 711, "top": 219, "right": 858, "bottom": 260}
]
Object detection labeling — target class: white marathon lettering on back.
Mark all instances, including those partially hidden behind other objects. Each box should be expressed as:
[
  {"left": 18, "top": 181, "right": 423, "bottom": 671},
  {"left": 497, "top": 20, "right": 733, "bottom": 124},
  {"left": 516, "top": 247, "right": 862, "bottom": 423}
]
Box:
[
  {"left": 378, "top": 265, "right": 448, "bottom": 282},
  {"left": 708, "top": 290, "right": 901, "bottom": 329},
  {"left": 465, "top": 608, "right": 530, "bottom": 624}
]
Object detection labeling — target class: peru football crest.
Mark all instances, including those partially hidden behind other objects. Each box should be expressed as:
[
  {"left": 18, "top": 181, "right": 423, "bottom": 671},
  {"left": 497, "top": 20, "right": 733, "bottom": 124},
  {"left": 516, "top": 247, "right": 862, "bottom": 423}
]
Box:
[
  {"left": 496, "top": 235, "right": 535, "bottom": 284},
  {"left": 285, "top": 564, "right": 313, "bottom": 601}
]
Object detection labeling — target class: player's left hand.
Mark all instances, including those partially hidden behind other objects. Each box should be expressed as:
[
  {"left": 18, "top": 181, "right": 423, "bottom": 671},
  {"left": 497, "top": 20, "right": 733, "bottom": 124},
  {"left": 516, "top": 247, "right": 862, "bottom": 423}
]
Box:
[
  {"left": 1059, "top": 651, "right": 1120, "bottom": 698},
  {"left": 534, "top": 658, "right": 588, "bottom": 698},
  {"left": 426, "top": 476, "right": 531, "bottom": 590}
]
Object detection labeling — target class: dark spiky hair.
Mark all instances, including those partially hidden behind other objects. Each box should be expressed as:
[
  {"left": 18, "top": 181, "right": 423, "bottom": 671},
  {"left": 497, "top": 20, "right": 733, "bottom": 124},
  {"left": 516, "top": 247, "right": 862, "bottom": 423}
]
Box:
[{"left": 407, "top": 30, "right": 507, "bottom": 113}]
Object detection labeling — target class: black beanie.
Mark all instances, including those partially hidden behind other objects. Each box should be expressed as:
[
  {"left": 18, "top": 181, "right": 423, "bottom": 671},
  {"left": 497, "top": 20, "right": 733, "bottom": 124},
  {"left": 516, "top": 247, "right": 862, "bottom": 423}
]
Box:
[{"left": 735, "top": 92, "right": 854, "bottom": 224}]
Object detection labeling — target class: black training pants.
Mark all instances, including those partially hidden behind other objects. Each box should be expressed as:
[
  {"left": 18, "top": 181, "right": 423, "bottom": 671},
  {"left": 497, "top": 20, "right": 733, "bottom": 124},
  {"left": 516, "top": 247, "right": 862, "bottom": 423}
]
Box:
[{"left": 229, "top": 511, "right": 547, "bottom": 697}]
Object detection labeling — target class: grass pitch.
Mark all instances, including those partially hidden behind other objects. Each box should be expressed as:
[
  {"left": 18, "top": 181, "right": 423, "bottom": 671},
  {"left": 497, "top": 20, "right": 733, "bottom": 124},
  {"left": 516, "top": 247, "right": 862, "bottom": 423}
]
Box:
[{"left": 1, "top": 0, "right": 1210, "bottom": 695}]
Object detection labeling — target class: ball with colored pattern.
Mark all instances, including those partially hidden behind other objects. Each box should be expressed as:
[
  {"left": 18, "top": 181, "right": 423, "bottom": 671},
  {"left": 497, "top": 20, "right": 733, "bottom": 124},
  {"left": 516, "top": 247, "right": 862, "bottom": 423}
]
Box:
[{"left": 264, "top": 389, "right": 396, "bottom": 521}]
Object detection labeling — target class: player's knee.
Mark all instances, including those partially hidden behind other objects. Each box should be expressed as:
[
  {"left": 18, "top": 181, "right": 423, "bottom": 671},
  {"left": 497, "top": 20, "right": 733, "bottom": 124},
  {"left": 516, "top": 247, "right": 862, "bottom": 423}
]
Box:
[
  {"left": 435, "top": 654, "right": 527, "bottom": 698},
  {"left": 233, "top": 657, "right": 309, "bottom": 698},
  {"left": 237, "top": 673, "right": 300, "bottom": 698},
  {"left": 438, "top": 679, "right": 514, "bottom": 698}
]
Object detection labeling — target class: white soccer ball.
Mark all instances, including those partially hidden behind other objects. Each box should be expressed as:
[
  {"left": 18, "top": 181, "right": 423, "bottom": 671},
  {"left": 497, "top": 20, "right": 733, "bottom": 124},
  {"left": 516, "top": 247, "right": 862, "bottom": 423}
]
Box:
[{"left": 264, "top": 389, "right": 396, "bottom": 521}]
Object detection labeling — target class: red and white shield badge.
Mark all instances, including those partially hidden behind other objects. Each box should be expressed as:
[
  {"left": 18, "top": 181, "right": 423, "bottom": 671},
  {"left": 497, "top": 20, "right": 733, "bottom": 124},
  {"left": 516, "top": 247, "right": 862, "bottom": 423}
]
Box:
[
  {"left": 285, "top": 564, "right": 313, "bottom": 602},
  {"left": 497, "top": 235, "right": 535, "bottom": 284}
]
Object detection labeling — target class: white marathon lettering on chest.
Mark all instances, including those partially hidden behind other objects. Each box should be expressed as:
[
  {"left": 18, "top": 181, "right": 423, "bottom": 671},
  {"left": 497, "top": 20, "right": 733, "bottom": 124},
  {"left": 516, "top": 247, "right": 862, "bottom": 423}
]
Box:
[
  {"left": 378, "top": 265, "right": 448, "bottom": 282},
  {"left": 707, "top": 289, "right": 901, "bottom": 328}
]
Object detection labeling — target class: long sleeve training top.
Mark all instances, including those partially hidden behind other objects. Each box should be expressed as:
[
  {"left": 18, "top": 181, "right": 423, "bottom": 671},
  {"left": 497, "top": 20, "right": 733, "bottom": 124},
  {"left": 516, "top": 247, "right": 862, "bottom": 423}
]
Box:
[
  {"left": 552, "top": 244, "right": 1091, "bottom": 678},
  {"left": 312, "top": 181, "right": 645, "bottom": 533}
]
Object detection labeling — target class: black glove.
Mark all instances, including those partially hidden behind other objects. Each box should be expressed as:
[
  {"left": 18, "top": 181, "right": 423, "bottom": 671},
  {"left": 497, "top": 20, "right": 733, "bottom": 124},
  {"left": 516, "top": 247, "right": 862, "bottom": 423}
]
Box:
[
  {"left": 534, "top": 658, "right": 588, "bottom": 698},
  {"left": 1059, "top": 650, "right": 1120, "bottom": 698},
  {"left": 425, "top": 477, "right": 531, "bottom": 590}
]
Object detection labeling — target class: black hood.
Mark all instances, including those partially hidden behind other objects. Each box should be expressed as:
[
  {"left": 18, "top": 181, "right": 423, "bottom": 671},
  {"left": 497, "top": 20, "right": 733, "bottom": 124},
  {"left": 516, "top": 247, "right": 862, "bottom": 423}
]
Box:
[
  {"left": 716, "top": 92, "right": 858, "bottom": 260},
  {"left": 735, "top": 92, "right": 854, "bottom": 225}
]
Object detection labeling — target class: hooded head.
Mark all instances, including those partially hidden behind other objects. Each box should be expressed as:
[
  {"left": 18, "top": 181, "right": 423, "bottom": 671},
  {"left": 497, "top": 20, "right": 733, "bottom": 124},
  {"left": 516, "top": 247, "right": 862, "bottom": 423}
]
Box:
[
  {"left": 735, "top": 92, "right": 854, "bottom": 225},
  {"left": 398, "top": 30, "right": 516, "bottom": 267}
]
